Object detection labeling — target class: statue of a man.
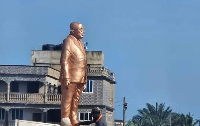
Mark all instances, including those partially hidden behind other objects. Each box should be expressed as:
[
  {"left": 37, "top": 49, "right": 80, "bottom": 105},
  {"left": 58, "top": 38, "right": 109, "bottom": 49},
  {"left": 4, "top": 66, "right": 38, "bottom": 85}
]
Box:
[{"left": 59, "top": 22, "right": 87, "bottom": 126}]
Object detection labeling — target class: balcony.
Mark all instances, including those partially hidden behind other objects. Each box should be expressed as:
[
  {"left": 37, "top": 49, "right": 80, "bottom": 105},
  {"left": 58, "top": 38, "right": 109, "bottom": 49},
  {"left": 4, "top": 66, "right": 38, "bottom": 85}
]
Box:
[
  {"left": 87, "top": 67, "right": 115, "bottom": 81},
  {"left": 46, "top": 94, "right": 61, "bottom": 104},
  {"left": 0, "top": 92, "right": 61, "bottom": 104},
  {"left": 0, "top": 92, "right": 6, "bottom": 103},
  {"left": 9, "top": 93, "right": 44, "bottom": 104},
  {"left": 0, "top": 91, "right": 114, "bottom": 106}
]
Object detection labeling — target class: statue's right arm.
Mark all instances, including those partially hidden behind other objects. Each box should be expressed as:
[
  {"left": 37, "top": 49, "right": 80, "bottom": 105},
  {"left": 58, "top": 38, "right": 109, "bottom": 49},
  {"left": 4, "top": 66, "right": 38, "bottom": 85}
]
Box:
[{"left": 60, "top": 38, "right": 71, "bottom": 82}]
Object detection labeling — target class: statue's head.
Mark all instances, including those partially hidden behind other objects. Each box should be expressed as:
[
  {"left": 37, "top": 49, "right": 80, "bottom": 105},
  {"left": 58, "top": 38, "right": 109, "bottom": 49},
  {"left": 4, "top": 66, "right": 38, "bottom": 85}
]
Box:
[{"left": 70, "top": 22, "right": 84, "bottom": 39}]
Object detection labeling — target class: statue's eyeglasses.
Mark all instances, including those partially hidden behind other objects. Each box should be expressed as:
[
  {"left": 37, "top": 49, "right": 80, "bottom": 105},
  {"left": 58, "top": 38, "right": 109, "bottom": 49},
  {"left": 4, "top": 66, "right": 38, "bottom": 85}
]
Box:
[
  {"left": 77, "top": 29, "right": 84, "bottom": 33},
  {"left": 73, "top": 28, "right": 84, "bottom": 33},
  {"left": 71, "top": 29, "right": 84, "bottom": 33}
]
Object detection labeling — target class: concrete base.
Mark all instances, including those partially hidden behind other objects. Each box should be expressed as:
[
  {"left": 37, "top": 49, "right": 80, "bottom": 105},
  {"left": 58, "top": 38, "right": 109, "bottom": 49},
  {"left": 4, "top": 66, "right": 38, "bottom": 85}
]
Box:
[{"left": 15, "top": 119, "right": 60, "bottom": 126}]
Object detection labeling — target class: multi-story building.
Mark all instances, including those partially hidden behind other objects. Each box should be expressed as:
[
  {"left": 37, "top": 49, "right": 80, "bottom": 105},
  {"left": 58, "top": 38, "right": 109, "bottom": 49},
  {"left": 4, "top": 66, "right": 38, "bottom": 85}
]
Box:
[{"left": 0, "top": 49, "right": 116, "bottom": 126}]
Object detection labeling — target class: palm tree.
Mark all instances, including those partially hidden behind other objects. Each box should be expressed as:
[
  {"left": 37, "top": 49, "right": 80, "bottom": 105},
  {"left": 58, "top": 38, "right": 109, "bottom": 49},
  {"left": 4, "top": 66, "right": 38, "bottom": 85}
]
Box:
[
  {"left": 127, "top": 102, "right": 200, "bottom": 126},
  {"left": 171, "top": 112, "right": 199, "bottom": 126},
  {"left": 131, "top": 102, "right": 172, "bottom": 126},
  {"left": 125, "top": 120, "right": 135, "bottom": 126}
]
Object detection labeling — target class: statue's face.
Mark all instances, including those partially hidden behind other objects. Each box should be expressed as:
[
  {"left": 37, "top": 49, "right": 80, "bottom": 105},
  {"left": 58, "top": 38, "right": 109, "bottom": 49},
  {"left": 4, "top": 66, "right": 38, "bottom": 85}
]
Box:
[{"left": 73, "top": 24, "right": 84, "bottom": 39}]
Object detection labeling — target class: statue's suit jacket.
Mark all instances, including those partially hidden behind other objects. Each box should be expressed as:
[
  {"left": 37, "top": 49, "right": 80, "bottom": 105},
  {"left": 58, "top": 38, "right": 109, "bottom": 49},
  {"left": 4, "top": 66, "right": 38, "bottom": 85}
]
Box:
[{"left": 59, "top": 35, "right": 87, "bottom": 84}]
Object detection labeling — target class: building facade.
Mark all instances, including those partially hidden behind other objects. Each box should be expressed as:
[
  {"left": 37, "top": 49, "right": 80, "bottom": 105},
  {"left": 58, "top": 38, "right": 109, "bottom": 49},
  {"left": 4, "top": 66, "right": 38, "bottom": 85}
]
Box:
[{"left": 0, "top": 50, "right": 116, "bottom": 126}]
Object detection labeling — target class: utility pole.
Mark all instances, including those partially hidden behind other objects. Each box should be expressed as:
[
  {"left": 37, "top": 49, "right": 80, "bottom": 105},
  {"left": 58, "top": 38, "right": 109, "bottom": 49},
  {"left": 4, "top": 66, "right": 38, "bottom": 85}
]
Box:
[{"left": 123, "top": 97, "right": 127, "bottom": 126}]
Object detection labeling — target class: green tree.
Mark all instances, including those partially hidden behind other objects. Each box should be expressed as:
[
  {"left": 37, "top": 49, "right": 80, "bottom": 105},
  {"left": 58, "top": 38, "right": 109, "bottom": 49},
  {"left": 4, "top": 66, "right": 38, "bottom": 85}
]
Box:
[
  {"left": 171, "top": 112, "right": 199, "bottom": 126},
  {"left": 126, "top": 102, "right": 200, "bottom": 126},
  {"left": 127, "top": 102, "right": 172, "bottom": 126}
]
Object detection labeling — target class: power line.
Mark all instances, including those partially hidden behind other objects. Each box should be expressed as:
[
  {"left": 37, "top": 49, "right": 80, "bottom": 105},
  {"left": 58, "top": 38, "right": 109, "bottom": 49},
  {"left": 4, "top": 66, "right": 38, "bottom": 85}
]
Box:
[
  {"left": 115, "top": 99, "right": 123, "bottom": 103},
  {"left": 115, "top": 104, "right": 122, "bottom": 107}
]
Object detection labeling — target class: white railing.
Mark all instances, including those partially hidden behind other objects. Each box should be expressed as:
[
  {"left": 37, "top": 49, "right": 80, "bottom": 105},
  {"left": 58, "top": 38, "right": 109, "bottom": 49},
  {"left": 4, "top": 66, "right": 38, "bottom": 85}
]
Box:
[
  {"left": 15, "top": 120, "right": 60, "bottom": 126},
  {"left": 0, "top": 92, "right": 7, "bottom": 103},
  {"left": 87, "top": 67, "right": 115, "bottom": 81},
  {"left": 46, "top": 94, "right": 61, "bottom": 104},
  {"left": 9, "top": 93, "right": 44, "bottom": 103},
  {"left": 0, "top": 92, "right": 63, "bottom": 104}
]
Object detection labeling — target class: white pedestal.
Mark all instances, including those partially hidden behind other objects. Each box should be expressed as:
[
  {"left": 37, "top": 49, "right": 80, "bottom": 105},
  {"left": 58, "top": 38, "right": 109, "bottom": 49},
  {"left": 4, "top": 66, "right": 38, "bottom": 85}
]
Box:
[{"left": 15, "top": 119, "right": 60, "bottom": 126}]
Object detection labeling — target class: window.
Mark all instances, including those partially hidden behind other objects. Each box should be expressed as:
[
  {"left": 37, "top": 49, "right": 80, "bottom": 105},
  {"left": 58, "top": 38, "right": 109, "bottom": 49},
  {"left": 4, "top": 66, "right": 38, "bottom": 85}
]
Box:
[
  {"left": 0, "top": 109, "right": 5, "bottom": 120},
  {"left": 79, "top": 112, "right": 92, "bottom": 121},
  {"left": 12, "top": 109, "right": 23, "bottom": 120},
  {"left": 83, "top": 80, "right": 93, "bottom": 93},
  {"left": 10, "top": 81, "right": 19, "bottom": 92}
]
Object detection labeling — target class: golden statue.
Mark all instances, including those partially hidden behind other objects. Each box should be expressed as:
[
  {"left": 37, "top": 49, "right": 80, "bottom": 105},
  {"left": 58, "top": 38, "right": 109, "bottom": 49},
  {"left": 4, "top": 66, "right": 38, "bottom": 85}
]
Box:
[{"left": 59, "top": 22, "right": 87, "bottom": 126}]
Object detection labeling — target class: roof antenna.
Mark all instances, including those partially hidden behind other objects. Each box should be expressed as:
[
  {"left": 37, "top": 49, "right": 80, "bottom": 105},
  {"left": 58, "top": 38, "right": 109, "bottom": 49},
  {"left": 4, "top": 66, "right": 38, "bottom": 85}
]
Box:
[{"left": 84, "top": 42, "right": 88, "bottom": 50}]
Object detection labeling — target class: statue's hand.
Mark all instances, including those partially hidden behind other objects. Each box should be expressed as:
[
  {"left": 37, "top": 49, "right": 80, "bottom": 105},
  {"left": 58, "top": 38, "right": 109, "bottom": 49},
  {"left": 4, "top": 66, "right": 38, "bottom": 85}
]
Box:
[{"left": 63, "top": 79, "right": 70, "bottom": 89}]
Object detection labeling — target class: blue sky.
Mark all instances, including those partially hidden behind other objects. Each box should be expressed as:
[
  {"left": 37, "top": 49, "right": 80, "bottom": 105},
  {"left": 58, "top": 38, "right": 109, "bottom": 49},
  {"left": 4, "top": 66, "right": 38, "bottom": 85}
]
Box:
[{"left": 1, "top": 0, "right": 200, "bottom": 121}]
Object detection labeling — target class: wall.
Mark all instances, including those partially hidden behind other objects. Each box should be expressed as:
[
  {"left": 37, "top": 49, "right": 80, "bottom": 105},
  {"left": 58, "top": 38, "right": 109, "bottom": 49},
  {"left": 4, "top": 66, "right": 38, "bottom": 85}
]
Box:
[
  {"left": 103, "top": 80, "right": 111, "bottom": 107},
  {"left": 110, "top": 84, "right": 115, "bottom": 107},
  {"left": 31, "top": 51, "right": 105, "bottom": 70},
  {"left": 23, "top": 108, "right": 43, "bottom": 121},
  {"left": 38, "top": 82, "right": 45, "bottom": 93},
  {"left": 8, "top": 108, "right": 43, "bottom": 121},
  {"left": 106, "top": 110, "right": 114, "bottom": 126},
  {"left": 86, "top": 51, "right": 104, "bottom": 67},
  {"left": 31, "top": 51, "right": 61, "bottom": 71},
  {"left": 80, "top": 80, "right": 103, "bottom": 105}
]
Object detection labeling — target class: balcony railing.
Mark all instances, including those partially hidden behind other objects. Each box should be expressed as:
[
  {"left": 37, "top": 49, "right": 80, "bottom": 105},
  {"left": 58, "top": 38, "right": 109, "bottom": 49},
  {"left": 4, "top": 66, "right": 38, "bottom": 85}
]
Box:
[
  {"left": 87, "top": 67, "right": 115, "bottom": 81},
  {"left": 46, "top": 94, "right": 61, "bottom": 104},
  {"left": 9, "top": 93, "right": 44, "bottom": 104},
  {"left": 0, "top": 92, "right": 62, "bottom": 104},
  {"left": 0, "top": 92, "right": 114, "bottom": 108},
  {"left": 0, "top": 92, "right": 7, "bottom": 103}
]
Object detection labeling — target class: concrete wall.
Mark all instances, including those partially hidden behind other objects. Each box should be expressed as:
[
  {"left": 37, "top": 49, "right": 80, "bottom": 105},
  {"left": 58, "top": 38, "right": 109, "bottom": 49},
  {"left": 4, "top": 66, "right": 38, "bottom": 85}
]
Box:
[
  {"left": 23, "top": 108, "right": 43, "bottom": 121},
  {"left": 110, "top": 83, "right": 115, "bottom": 107},
  {"left": 80, "top": 80, "right": 103, "bottom": 105},
  {"left": 103, "top": 80, "right": 111, "bottom": 107},
  {"left": 86, "top": 51, "right": 104, "bottom": 67},
  {"left": 31, "top": 51, "right": 61, "bottom": 71},
  {"left": 31, "top": 51, "right": 53, "bottom": 65},
  {"left": 38, "top": 82, "right": 45, "bottom": 93},
  {"left": 106, "top": 110, "right": 114, "bottom": 126},
  {"left": 80, "top": 79, "right": 114, "bottom": 107},
  {"left": 31, "top": 51, "right": 105, "bottom": 70}
]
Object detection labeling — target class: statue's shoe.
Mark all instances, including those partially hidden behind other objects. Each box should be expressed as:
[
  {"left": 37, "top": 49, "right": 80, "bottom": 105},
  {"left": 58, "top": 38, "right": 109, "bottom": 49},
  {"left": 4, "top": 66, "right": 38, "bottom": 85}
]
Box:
[{"left": 61, "top": 118, "right": 71, "bottom": 126}]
